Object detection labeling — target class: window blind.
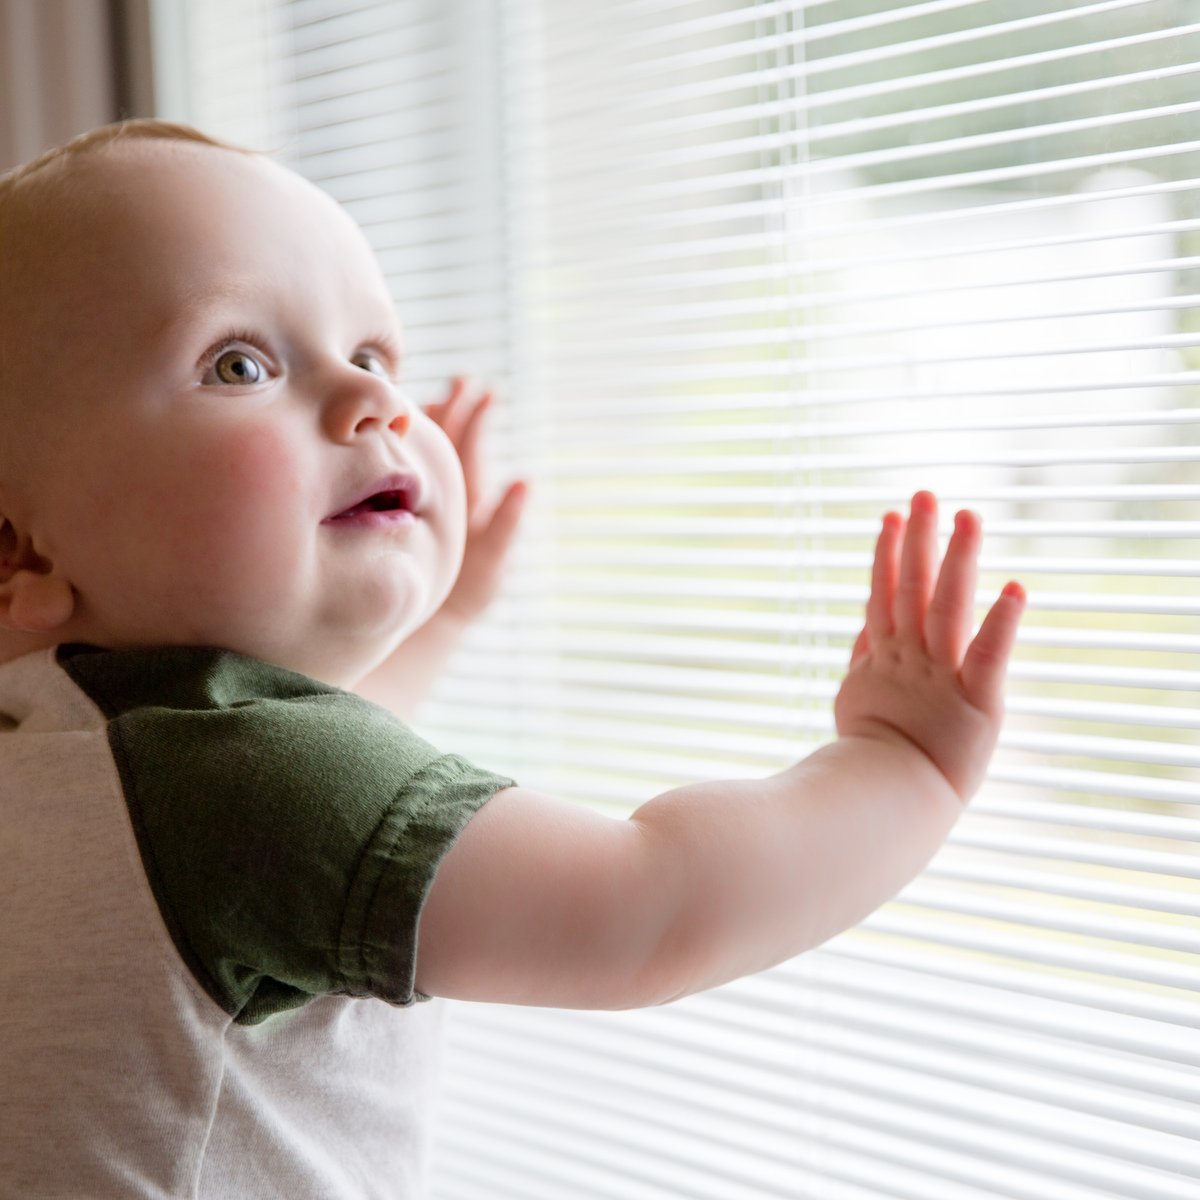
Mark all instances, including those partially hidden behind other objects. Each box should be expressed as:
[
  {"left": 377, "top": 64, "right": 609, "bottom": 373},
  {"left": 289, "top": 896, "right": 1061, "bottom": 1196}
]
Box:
[{"left": 174, "top": 1, "right": 1200, "bottom": 1196}]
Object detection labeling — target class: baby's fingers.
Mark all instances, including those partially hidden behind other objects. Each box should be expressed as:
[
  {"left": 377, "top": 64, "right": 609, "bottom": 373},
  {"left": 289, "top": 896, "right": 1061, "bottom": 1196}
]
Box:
[
  {"left": 925, "top": 509, "right": 981, "bottom": 667},
  {"left": 849, "top": 625, "right": 870, "bottom": 667},
  {"left": 428, "top": 377, "right": 484, "bottom": 447},
  {"left": 447, "top": 481, "right": 529, "bottom": 620},
  {"left": 866, "top": 511, "right": 903, "bottom": 641},
  {"left": 960, "top": 582, "right": 1026, "bottom": 710},
  {"left": 481, "top": 479, "right": 527, "bottom": 558},
  {"left": 424, "top": 377, "right": 463, "bottom": 428},
  {"left": 894, "top": 491, "right": 938, "bottom": 641},
  {"left": 457, "top": 391, "right": 493, "bottom": 518}
]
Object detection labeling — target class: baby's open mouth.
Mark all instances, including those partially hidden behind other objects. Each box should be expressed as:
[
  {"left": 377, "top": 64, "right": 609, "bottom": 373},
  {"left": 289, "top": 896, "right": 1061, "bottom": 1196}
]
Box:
[
  {"left": 335, "top": 491, "right": 409, "bottom": 518},
  {"left": 325, "top": 474, "right": 422, "bottom": 525}
]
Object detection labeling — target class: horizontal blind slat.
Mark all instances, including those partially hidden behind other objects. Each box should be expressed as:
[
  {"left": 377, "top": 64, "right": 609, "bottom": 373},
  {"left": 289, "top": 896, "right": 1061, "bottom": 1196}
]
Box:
[
  {"left": 545, "top": 0, "right": 1158, "bottom": 94},
  {"left": 540, "top": 19, "right": 1195, "bottom": 130}
]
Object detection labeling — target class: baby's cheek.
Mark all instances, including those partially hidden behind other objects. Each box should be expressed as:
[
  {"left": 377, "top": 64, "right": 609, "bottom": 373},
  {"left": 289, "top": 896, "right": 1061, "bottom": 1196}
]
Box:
[
  {"left": 416, "top": 420, "right": 468, "bottom": 559},
  {"left": 212, "top": 433, "right": 302, "bottom": 544},
  {"left": 156, "top": 428, "right": 308, "bottom": 602}
]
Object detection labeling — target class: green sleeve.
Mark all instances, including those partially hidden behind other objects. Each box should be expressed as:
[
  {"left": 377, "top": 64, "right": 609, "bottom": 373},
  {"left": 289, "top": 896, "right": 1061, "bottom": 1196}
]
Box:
[{"left": 58, "top": 644, "right": 514, "bottom": 1025}]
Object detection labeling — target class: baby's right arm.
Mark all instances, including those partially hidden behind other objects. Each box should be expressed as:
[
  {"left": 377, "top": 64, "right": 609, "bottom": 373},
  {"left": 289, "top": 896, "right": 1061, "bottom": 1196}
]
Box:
[{"left": 414, "top": 492, "right": 1025, "bottom": 1009}]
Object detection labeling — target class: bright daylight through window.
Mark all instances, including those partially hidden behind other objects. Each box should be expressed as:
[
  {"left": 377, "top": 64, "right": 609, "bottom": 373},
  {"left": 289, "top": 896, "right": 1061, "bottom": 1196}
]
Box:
[{"left": 176, "top": 0, "right": 1200, "bottom": 1195}]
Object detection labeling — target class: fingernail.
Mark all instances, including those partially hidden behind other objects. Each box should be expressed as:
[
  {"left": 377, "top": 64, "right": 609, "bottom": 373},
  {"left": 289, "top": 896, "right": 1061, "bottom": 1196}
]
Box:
[{"left": 1002, "top": 581, "right": 1025, "bottom": 602}]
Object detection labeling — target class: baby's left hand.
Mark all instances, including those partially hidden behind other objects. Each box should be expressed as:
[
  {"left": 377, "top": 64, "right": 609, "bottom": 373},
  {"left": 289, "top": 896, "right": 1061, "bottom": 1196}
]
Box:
[
  {"left": 834, "top": 492, "right": 1024, "bottom": 802},
  {"left": 424, "top": 378, "right": 527, "bottom": 625}
]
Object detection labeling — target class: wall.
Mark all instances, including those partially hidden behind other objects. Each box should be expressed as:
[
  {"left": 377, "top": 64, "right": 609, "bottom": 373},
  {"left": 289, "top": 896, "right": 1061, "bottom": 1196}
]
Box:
[{"left": 0, "top": 0, "right": 157, "bottom": 172}]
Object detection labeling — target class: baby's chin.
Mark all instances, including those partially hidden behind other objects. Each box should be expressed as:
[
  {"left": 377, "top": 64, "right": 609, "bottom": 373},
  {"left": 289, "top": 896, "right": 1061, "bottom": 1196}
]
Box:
[
  {"left": 283, "top": 592, "right": 447, "bottom": 688},
  {"left": 73, "top": 550, "right": 456, "bottom": 688}
]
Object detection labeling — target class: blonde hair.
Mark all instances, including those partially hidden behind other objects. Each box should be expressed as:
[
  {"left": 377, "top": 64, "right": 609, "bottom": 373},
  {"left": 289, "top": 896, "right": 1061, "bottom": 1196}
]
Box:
[{"left": 0, "top": 119, "right": 249, "bottom": 192}]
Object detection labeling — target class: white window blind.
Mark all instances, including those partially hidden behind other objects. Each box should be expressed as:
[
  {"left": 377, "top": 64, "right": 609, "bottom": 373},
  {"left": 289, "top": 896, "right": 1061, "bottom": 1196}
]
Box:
[{"left": 175, "top": 1, "right": 1200, "bottom": 1196}]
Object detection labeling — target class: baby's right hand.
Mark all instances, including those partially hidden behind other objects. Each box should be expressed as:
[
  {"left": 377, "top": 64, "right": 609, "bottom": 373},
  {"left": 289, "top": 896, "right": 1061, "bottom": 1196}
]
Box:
[
  {"left": 834, "top": 492, "right": 1025, "bottom": 802},
  {"left": 424, "top": 377, "right": 527, "bottom": 625}
]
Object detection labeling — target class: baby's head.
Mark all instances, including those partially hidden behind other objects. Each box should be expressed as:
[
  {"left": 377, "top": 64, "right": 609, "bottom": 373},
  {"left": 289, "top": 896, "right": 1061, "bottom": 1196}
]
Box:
[{"left": 0, "top": 121, "right": 466, "bottom": 686}]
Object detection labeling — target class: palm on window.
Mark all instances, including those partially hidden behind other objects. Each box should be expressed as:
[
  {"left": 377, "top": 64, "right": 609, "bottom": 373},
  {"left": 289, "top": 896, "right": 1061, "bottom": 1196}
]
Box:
[{"left": 423, "top": 377, "right": 527, "bottom": 625}]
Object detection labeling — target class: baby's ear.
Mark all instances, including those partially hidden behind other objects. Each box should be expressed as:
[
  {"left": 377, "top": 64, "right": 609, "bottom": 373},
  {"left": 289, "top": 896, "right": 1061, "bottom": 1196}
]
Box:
[{"left": 0, "top": 519, "right": 74, "bottom": 632}]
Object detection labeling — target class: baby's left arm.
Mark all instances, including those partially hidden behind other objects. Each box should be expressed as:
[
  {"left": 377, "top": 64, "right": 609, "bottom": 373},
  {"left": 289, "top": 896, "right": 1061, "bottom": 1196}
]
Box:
[
  {"left": 411, "top": 496, "right": 1023, "bottom": 1009},
  {"left": 355, "top": 379, "right": 526, "bottom": 718}
]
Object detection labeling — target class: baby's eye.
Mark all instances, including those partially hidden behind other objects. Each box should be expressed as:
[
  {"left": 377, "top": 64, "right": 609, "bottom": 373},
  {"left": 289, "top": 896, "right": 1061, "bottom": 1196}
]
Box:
[
  {"left": 351, "top": 351, "right": 389, "bottom": 378},
  {"left": 208, "top": 349, "right": 265, "bottom": 386}
]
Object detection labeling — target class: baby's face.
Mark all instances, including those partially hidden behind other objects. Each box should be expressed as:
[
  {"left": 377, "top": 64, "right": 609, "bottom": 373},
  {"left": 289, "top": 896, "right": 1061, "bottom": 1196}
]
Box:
[{"left": 5, "top": 143, "right": 466, "bottom": 685}]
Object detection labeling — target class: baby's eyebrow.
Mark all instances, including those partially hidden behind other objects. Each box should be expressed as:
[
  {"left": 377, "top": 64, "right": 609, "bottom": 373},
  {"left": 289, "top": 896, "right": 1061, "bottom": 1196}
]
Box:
[
  {"left": 148, "top": 275, "right": 402, "bottom": 355},
  {"left": 143, "top": 278, "right": 270, "bottom": 345},
  {"left": 176, "top": 275, "right": 278, "bottom": 314}
]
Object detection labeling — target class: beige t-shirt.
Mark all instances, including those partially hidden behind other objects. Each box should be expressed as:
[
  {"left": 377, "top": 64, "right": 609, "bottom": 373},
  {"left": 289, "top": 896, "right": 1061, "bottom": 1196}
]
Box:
[{"left": 0, "top": 645, "right": 512, "bottom": 1199}]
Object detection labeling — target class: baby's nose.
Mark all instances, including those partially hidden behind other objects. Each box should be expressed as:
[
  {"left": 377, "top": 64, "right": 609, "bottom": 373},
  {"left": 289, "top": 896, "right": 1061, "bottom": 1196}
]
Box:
[
  {"left": 324, "top": 379, "right": 412, "bottom": 443},
  {"left": 386, "top": 395, "right": 416, "bottom": 437}
]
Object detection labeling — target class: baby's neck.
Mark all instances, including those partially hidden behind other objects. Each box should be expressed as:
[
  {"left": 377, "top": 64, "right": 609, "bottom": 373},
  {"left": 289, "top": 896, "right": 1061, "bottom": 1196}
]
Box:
[{"left": 0, "top": 628, "right": 69, "bottom": 669}]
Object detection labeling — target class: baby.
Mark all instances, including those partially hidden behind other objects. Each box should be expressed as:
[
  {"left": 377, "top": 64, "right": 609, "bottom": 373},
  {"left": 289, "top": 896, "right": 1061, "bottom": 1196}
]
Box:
[{"left": 0, "top": 121, "right": 1025, "bottom": 1199}]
